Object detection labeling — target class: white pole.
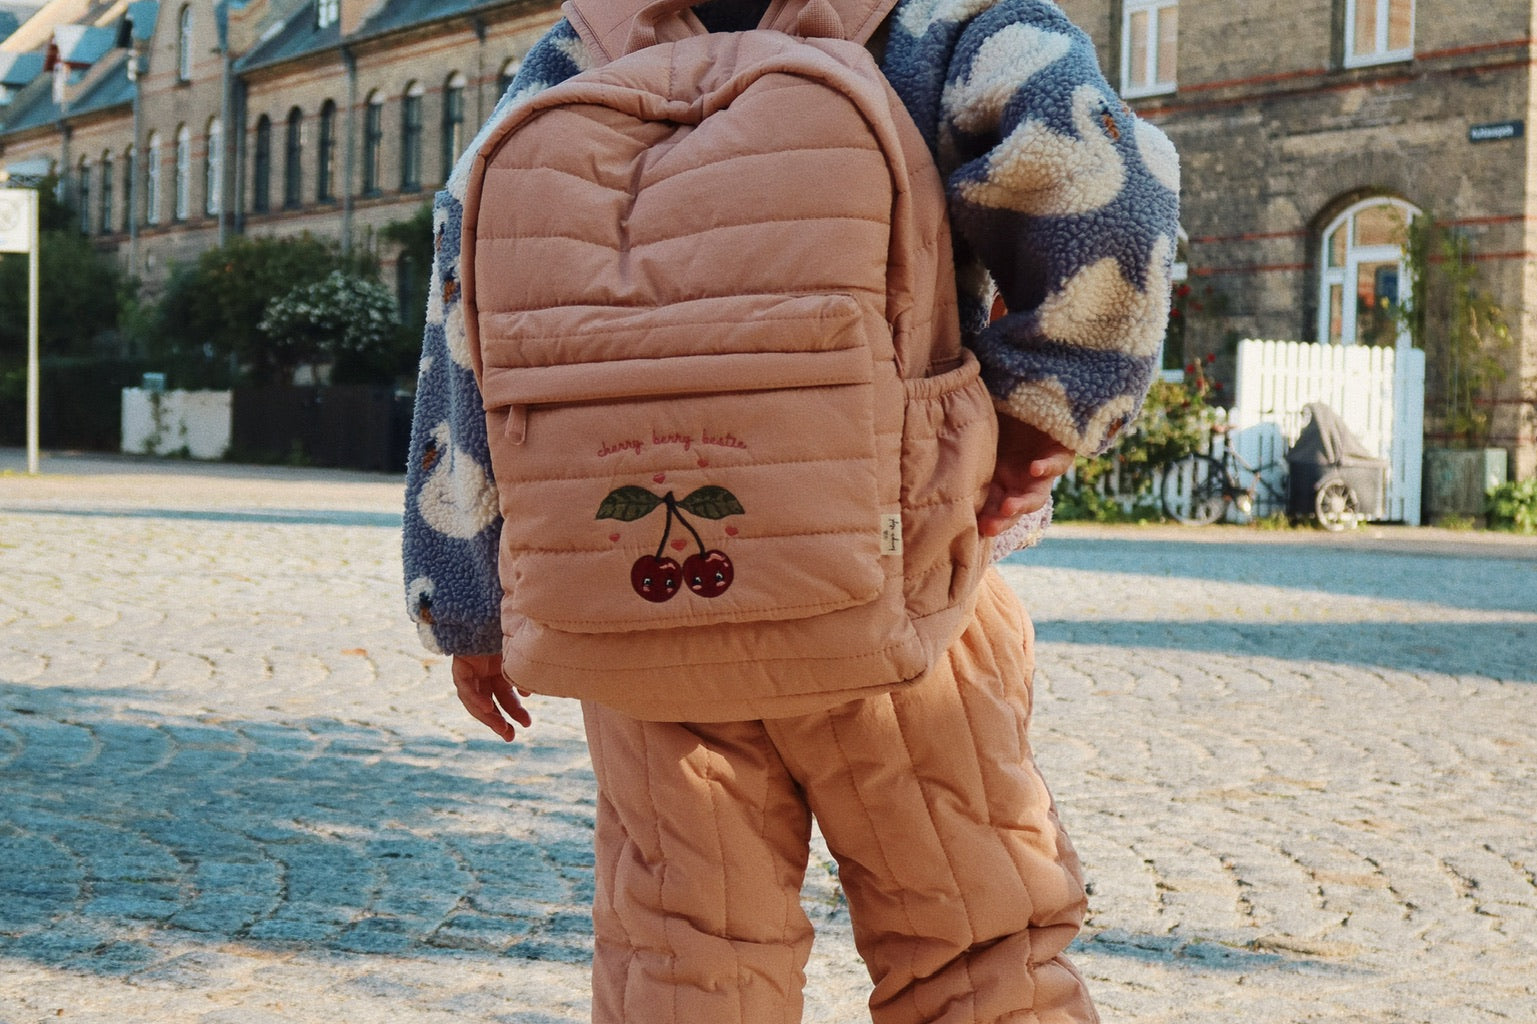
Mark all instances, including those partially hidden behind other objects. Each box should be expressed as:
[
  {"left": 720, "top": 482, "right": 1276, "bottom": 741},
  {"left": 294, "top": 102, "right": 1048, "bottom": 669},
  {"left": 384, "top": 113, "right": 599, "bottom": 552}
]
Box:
[{"left": 26, "top": 198, "right": 39, "bottom": 475}]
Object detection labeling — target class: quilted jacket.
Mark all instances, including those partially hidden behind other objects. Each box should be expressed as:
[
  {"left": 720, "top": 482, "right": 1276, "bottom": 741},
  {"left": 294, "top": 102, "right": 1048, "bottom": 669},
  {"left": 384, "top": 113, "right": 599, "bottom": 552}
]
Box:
[{"left": 403, "top": 0, "right": 1180, "bottom": 656}]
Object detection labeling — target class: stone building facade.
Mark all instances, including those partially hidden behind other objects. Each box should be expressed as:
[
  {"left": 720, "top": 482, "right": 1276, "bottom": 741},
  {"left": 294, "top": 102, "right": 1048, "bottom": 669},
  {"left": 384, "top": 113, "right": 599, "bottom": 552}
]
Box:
[
  {"left": 3, "top": 0, "right": 1535, "bottom": 475},
  {"left": 0, "top": 0, "right": 558, "bottom": 284},
  {"left": 1058, "top": 0, "right": 1537, "bottom": 475}
]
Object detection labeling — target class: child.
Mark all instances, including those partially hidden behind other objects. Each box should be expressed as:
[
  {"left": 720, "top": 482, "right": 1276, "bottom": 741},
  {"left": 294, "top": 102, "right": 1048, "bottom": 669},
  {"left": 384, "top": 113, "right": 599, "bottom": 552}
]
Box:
[{"left": 405, "top": 1, "right": 1178, "bottom": 1020}]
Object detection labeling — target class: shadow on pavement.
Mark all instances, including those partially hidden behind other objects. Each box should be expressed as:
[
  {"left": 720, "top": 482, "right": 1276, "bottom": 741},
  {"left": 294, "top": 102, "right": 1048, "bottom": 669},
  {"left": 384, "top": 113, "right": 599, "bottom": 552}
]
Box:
[
  {"left": 1037, "top": 618, "right": 1537, "bottom": 682},
  {"left": 1014, "top": 539, "right": 1536, "bottom": 615},
  {"left": 1081, "top": 929, "right": 1355, "bottom": 974},
  {"left": 0, "top": 505, "right": 403, "bottom": 528},
  {"left": 0, "top": 683, "right": 597, "bottom": 979}
]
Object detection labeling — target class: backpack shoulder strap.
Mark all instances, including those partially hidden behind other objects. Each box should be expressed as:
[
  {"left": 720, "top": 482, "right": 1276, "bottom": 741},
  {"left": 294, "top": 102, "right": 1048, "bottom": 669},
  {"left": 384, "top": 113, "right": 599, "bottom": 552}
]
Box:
[{"left": 564, "top": 0, "right": 898, "bottom": 64}]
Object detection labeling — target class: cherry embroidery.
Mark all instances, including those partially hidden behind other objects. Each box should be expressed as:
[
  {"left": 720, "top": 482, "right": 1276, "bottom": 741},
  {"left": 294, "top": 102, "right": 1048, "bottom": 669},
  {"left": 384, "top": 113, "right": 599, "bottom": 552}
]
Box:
[
  {"left": 597, "top": 485, "right": 744, "bottom": 601},
  {"left": 630, "top": 555, "right": 682, "bottom": 603}
]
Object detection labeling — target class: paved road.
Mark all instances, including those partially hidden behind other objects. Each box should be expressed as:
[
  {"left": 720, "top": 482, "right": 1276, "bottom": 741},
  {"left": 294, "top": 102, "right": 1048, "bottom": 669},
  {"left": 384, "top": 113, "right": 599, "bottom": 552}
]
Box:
[{"left": 1, "top": 451, "right": 1534, "bottom": 1023}]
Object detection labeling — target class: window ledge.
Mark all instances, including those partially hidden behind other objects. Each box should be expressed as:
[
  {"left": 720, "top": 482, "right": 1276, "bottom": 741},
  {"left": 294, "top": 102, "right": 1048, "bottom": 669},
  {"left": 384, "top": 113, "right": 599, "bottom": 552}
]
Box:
[
  {"left": 1344, "top": 49, "right": 1414, "bottom": 70},
  {"left": 1123, "top": 81, "right": 1177, "bottom": 99}
]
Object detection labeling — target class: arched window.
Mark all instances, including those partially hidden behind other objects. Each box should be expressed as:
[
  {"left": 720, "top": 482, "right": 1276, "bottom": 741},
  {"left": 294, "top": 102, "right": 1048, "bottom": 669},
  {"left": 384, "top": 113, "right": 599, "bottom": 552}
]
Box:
[
  {"left": 1162, "top": 231, "right": 1191, "bottom": 375},
  {"left": 205, "top": 118, "right": 222, "bottom": 216},
  {"left": 177, "top": 5, "right": 193, "bottom": 82},
  {"left": 363, "top": 91, "right": 384, "bottom": 195},
  {"left": 498, "top": 58, "right": 521, "bottom": 100},
  {"left": 284, "top": 107, "right": 304, "bottom": 208},
  {"left": 1318, "top": 198, "right": 1419, "bottom": 348},
  {"left": 441, "top": 71, "right": 467, "bottom": 183},
  {"left": 146, "top": 131, "right": 162, "bottom": 225},
  {"left": 174, "top": 124, "right": 191, "bottom": 220},
  {"left": 100, "top": 152, "right": 113, "bottom": 234},
  {"left": 318, "top": 99, "right": 337, "bottom": 201},
  {"left": 252, "top": 115, "right": 272, "bottom": 213},
  {"left": 401, "top": 81, "right": 424, "bottom": 191},
  {"left": 122, "top": 145, "right": 134, "bottom": 232},
  {"left": 77, "top": 157, "right": 91, "bottom": 234}
]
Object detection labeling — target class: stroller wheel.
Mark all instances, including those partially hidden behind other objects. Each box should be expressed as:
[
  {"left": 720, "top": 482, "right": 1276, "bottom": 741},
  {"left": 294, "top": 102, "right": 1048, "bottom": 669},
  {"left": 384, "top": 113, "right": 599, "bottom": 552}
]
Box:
[{"left": 1315, "top": 476, "right": 1360, "bottom": 531}]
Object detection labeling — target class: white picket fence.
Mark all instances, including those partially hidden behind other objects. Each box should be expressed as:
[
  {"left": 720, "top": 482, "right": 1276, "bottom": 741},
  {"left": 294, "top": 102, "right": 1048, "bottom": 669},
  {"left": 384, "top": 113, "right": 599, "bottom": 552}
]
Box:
[
  {"left": 1230, "top": 339, "right": 1425, "bottom": 524},
  {"left": 1078, "top": 339, "right": 1426, "bottom": 524}
]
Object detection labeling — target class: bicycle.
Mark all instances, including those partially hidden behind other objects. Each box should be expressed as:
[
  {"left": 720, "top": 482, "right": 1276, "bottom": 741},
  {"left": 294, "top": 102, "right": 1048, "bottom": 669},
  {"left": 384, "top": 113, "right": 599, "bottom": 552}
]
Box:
[{"left": 1160, "top": 430, "right": 1290, "bottom": 526}]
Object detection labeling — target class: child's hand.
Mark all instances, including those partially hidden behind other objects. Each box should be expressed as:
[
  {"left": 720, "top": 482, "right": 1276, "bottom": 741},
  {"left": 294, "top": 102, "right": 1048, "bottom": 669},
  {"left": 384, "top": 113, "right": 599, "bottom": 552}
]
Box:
[
  {"left": 978, "top": 416, "right": 1075, "bottom": 538},
  {"left": 451, "top": 654, "right": 533, "bottom": 742}
]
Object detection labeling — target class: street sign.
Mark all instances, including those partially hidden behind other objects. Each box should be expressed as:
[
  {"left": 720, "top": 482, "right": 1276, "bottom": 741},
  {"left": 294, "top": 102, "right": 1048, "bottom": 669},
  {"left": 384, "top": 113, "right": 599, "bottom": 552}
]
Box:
[
  {"left": 0, "top": 187, "right": 36, "bottom": 253},
  {"left": 1469, "top": 120, "right": 1524, "bottom": 144}
]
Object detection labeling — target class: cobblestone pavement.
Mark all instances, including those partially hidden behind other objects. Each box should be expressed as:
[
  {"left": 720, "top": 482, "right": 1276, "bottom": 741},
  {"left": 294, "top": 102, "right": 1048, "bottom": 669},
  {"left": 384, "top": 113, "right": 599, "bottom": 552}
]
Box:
[{"left": 1, "top": 451, "right": 1535, "bottom": 1023}]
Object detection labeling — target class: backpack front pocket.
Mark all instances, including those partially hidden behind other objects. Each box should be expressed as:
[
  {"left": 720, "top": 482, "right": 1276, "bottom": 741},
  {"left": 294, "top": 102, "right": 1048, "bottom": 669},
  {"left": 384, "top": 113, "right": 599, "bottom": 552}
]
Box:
[{"left": 478, "top": 293, "right": 901, "bottom": 635}]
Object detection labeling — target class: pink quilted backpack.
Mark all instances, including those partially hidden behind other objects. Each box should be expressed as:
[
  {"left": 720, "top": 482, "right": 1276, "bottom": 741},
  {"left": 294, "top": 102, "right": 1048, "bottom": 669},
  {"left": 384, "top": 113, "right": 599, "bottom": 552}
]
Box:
[{"left": 459, "top": 0, "right": 999, "bottom": 721}]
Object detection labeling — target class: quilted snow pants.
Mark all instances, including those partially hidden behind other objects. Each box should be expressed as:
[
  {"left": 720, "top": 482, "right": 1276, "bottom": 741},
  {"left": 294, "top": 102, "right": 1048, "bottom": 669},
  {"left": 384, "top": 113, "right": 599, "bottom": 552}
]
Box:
[{"left": 581, "top": 571, "right": 1097, "bottom": 1024}]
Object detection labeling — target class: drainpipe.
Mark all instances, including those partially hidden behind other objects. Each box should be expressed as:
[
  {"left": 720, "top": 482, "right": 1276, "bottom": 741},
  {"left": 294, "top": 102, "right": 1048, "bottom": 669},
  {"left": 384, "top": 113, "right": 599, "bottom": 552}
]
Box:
[
  {"left": 474, "top": 16, "right": 487, "bottom": 126},
  {"left": 231, "top": 74, "right": 246, "bottom": 236},
  {"left": 128, "top": 48, "right": 142, "bottom": 279},
  {"left": 341, "top": 44, "right": 356, "bottom": 255},
  {"left": 217, "top": 2, "right": 232, "bottom": 246}
]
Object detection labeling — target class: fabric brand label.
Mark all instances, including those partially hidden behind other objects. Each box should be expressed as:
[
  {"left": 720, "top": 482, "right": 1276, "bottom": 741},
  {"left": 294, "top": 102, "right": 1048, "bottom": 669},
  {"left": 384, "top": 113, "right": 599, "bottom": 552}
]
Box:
[{"left": 880, "top": 513, "right": 903, "bottom": 556}]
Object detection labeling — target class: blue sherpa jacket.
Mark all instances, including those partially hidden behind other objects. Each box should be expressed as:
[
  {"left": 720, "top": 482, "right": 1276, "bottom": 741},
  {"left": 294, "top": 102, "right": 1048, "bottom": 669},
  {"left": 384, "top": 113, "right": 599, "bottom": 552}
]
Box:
[{"left": 403, "top": 0, "right": 1180, "bottom": 655}]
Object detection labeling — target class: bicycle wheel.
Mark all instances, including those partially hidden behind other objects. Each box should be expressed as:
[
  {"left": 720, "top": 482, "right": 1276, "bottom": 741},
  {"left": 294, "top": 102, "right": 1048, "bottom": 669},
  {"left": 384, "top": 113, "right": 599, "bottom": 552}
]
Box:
[
  {"left": 1314, "top": 475, "right": 1360, "bottom": 531},
  {"left": 1162, "top": 455, "right": 1229, "bottom": 525}
]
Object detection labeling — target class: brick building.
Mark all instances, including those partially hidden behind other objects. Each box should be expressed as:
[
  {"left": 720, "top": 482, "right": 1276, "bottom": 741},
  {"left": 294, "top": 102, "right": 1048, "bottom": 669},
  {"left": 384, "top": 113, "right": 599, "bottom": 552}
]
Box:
[
  {"left": 0, "top": 0, "right": 556, "bottom": 283},
  {"left": 3, "top": 0, "right": 1535, "bottom": 476},
  {"left": 1058, "top": 0, "right": 1537, "bottom": 476}
]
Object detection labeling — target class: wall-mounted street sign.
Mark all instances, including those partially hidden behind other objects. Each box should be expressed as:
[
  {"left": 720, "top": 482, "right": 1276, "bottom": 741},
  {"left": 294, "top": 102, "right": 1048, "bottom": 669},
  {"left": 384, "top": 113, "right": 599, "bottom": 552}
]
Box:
[{"left": 1469, "top": 120, "right": 1524, "bottom": 143}]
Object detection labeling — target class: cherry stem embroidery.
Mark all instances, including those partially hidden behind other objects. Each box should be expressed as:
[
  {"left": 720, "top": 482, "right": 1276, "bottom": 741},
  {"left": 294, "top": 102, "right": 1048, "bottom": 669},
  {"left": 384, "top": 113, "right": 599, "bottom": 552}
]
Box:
[
  {"left": 653, "top": 498, "right": 675, "bottom": 560},
  {"left": 661, "top": 492, "right": 708, "bottom": 557}
]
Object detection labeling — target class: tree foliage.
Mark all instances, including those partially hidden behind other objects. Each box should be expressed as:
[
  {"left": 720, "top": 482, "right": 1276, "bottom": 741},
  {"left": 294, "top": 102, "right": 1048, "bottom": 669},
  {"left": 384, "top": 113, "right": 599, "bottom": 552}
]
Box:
[
  {"left": 380, "top": 202, "right": 434, "bottom": 352},
  {"left": 1398, "top": 214, "right": 1513, "bottom": 448},
  {"left": 147, "top": 232, "right": 379, "bottom": 386},
  {"left": 257, "top": 269, "right": 401, "bottom": 382},
  {"left": 0, "top": 178, "right": 125, "bottom": 362}
]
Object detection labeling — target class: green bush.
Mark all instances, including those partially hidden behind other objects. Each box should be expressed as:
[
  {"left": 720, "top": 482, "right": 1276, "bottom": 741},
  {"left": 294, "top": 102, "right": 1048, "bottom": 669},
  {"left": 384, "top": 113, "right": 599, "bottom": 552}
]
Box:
[
  {"left": 257, "top": 270, "right": 402, "bottom": 383},
  {"left": 0, "top": 178, "right": 125, "bottom": 363},
  {"left": 145, "top": 233, "right": 380, "bottom": 387},
  {"left": 1487, "top": 478, "right": 1537, "bottom": 534},
  {"left": 1053, "top": 361, "right": 1222, "bottom": 522}
]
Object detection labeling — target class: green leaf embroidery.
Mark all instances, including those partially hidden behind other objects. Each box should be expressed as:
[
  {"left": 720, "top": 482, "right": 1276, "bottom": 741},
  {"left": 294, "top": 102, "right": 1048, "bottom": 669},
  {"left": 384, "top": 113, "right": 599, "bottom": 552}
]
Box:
[
  {"left": 597, "top": 486, "right": 663, "bottom": 521},
  {"left": 678, "top": 486, "right": 745, "bottom": 520}
]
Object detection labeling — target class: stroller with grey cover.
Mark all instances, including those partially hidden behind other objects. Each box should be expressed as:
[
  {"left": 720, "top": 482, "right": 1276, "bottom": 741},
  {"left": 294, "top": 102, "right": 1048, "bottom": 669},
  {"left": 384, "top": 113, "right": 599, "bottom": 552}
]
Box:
[{"left": 1285, "top": 402, "right": 1390, "bottom": 530}]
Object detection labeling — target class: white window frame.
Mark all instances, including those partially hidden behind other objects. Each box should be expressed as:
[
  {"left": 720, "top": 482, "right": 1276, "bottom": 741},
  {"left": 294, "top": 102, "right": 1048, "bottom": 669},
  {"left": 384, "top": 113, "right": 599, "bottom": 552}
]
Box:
[
  {"left": 146, "top": 132, "right": 162, "bottom": 225},
  {"left": 1121, "top": 0, "right": 1178, "bottom": 98},
  {"left": 441, "top": 71, "right": 467, "bottom": 184},
  {"left": 1344, "top": 0, "right": 1414, "bottom": 68},
  {"left": 77, "top": 157, "right": 91, "bottom": 234},
  {"left": 174, "top": 124, "right": 191, "bottom": 221},
  {"left": 205, "top": 118, "right": 222, "bottom": 216},
  {"left": 99, "top": 152, "right": 113, "bottom": 234},
  {"left": 1317, "top": 197, "right": 1420, "bottom": 349},
  {"left": 317, "top": 0, "right": 340, "bottom": 29},
  {"left": 1160, "top": 230, "right": 1191, "bottom": 381},
  {"left": 363, "top": 91, "right": 384, "bottom": 195},
  {"left": 177, "top": 5, "right": 193, "bottom": 82}
]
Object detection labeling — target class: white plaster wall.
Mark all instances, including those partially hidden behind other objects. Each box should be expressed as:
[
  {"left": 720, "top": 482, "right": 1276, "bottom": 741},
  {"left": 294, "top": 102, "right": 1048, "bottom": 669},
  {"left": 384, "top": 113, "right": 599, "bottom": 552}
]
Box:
[{"left": 120, "top": 389, "right": 232, "bottom": 460}]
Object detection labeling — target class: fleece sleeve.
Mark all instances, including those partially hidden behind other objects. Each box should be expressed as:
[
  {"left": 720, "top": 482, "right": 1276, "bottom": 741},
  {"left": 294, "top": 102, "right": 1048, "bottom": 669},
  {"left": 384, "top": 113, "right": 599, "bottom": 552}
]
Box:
[
  {"left": 401, "top": 21, "right": 585, "bottom": 656},
  {"left": 887, "top": 0, "right": 1181, "bottom": 457}
]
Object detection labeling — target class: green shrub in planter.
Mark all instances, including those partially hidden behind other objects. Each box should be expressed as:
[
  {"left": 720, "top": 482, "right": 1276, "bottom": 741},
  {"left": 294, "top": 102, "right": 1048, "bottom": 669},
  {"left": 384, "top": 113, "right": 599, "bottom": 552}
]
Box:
[{"left": 1486, "top": 479, "right": 1537, "bottom": 535}]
